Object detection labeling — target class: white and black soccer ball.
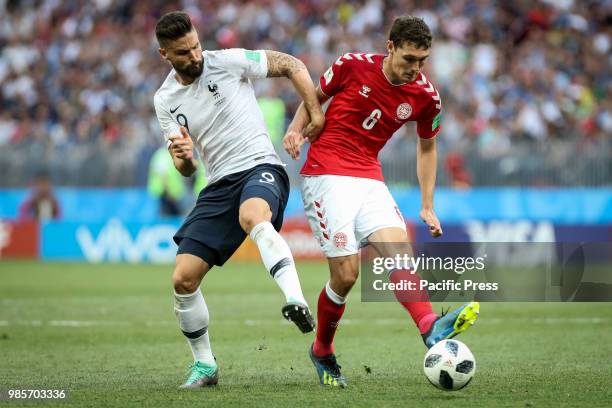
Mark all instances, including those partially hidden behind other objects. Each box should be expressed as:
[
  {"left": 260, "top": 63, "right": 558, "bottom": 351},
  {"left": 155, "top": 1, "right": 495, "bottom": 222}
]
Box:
[{"left": 423, "top": 339, "right": 476, "bottom": 391}]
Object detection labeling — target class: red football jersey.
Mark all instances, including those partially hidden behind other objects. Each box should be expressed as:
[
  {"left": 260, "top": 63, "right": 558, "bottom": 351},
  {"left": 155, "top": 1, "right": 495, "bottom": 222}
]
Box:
[{"left": 301, "top": 53, "right": 442, "bottom": 181}]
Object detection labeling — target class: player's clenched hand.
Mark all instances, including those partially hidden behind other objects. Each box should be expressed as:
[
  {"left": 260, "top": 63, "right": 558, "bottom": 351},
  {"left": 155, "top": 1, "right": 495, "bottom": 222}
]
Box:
[
  {"left": 420, "top": 208, "right": 443, "bottom": 238},
  {"left": 283, "top": 128, "right": 306, "bottom": 160},
  {"left": 169, "top": 127, "right": 194, "bottom": 161},
  {"left": 303, "top": 111, "right": 325, "bottom": 143}
]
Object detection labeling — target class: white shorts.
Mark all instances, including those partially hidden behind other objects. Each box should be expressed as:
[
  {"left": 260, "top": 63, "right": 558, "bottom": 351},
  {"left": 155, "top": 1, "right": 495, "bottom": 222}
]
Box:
[{"left": 301, "top": 175, "right": 406, "bottom": 258}]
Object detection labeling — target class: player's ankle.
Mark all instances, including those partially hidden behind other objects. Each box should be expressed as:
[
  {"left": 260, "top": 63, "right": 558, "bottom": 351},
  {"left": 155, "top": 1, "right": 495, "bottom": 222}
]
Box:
[
  {"left": 418, "top": 313, "right": 438, "bottom": 334},
  {"left": 287, "top": 295, "right": 307, "bottom": 306},
  {"left": 313, "top": 340, "right": 334, "bottom": 357}
]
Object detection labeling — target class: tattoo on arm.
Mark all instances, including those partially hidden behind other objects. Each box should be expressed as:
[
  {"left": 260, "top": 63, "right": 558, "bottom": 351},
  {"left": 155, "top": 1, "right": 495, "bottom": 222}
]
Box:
[{"left": 265, "top": 50, "right": 305, "bottom": 78}]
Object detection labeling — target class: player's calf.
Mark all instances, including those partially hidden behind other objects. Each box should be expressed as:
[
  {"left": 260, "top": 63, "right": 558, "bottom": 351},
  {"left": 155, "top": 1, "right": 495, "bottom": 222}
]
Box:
[{"left": 249, "top": 220, "right": 310, "bottom": 312}]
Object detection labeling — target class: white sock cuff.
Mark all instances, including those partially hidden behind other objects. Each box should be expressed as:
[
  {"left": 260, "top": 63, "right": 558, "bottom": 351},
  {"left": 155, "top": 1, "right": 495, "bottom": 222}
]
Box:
[
  {"left": 325, "top": 281, "right": 347, "bottom": 305},
  {"left": 174, "top": 288, "right": 204, "bottom": 309},
  {"left": 174, "top": 288, "right": 201, "bottom": 298},
  {"left": 249, "top": 221, "right": 275, "bottom": 242}
]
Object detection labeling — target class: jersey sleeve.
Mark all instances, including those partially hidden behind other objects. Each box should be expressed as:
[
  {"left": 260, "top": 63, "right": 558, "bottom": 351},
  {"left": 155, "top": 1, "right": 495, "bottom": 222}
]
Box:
[
  {"left": 416, "top": 100, "right": 442, "bottom": 139},
  {"left": 319, "top": 55, "right": 350, "bottom": 97},
  {"left": 211, "top": 48, "right": 268, "bottom": 79},
  {"left": 153, "top": 93, "right": 181, "bottom": 147}
]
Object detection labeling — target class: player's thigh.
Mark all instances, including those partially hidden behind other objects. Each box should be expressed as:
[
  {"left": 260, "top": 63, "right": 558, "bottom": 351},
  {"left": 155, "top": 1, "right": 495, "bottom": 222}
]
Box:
[
  {"left": 368, "top": 227, "right": 413, "bottom": 259},
  {"left": 301, "top": 175, "right": 362, "bottom": 257},
  {"left": 356, "top": 180, "right": 407, "bottom": 246},
  {"left": 174, "top": 177, "right": 246, "bottom": 268},
  {"left": 239, "top": 164, "right": 289, "bottom": 233}
]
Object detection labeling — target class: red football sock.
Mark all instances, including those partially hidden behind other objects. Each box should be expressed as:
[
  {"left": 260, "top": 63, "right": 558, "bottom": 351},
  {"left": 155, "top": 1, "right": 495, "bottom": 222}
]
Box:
[
  {"left": 312, "top": 286, "right": 346, "bottom": 357},
  {"left": 389, "top": 268, "right": 437, "bottom": 334}
]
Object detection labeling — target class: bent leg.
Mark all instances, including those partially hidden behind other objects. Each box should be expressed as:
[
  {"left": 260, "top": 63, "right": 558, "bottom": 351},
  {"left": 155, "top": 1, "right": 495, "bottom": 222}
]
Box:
[{"left": 240, "top": 197, "right": 308, "bottom": 305}]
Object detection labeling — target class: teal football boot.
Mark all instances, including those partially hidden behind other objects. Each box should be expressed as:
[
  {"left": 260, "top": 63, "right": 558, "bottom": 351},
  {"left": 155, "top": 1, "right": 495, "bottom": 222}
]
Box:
[{"left": 422, "top": 302, "right": 480, "bottom": 348}]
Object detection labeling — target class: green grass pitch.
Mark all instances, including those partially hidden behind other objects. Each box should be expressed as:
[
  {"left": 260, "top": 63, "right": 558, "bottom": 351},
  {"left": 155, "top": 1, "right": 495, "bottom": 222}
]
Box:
[{"left": 1, "top": 260, "right": 611, "bottom": 407}]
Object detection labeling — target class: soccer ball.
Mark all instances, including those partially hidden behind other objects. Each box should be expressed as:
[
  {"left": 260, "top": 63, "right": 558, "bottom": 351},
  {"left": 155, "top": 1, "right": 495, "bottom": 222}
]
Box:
[{"left": 423, "top": 339, "right": 476, "bottom": 391}]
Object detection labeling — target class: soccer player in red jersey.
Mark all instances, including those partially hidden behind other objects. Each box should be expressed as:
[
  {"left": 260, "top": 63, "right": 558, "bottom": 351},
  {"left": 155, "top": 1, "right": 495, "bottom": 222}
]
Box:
[{"left": 283, "top": 16, "right": 480, "bottom": 387}]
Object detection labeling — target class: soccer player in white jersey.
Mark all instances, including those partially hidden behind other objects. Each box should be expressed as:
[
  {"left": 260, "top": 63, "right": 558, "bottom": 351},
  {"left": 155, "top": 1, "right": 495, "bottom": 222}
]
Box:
[{"left": 153, "top": 11, "right": 324, "bottom": 388}]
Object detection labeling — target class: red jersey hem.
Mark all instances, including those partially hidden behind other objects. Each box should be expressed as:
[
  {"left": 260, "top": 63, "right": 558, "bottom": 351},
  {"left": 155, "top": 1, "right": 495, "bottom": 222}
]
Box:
[{"left": 300, "top": 168, "right": 384, "bottom": 182}]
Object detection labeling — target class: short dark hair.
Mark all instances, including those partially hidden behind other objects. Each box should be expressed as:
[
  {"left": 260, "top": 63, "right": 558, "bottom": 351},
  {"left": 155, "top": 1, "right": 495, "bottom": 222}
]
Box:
[
  {"left": 388, "top": 16, "right": 432, "bottom": 50},
  {"left": 155, "top": 11, "right": 194, "bottom": 47}
]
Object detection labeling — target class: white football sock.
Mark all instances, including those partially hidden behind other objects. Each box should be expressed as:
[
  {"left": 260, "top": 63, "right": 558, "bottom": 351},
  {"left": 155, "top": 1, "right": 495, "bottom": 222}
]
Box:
[
  {"left": 250, "top": 221, "right": 307, "bottom": 305},
  {"left": 325, "top": 281, "right": 347, "bottom": 305},
  {"left": 174, "top": 289, "right": 216, "bottom": 366}
]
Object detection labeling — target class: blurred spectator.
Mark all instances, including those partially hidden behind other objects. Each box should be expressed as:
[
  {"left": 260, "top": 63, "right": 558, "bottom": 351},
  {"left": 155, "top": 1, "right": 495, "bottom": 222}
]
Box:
[
  {"left": 147, "top": 147, "right": 207, "bottom": 217},
  {"left": 257, "top": 82, "right": 287, "bottom": 148},
  {"left": 147, "top": 147, "right": 186, "bottom": 216},
  {"left": 444, "top": 152, "right": 472, "bottom": 189},
  {"left": 192, "top": 165, "right": 207, "bottom": 197},
  {"left": 19, "top": 171, "right": 61, "bottom": 221},
  {"left": 0, "top": 0, "right": 609, "bottom": 187}
]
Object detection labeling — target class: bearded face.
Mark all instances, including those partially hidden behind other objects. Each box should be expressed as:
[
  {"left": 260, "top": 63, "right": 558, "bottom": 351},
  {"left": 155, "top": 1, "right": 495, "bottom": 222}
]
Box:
[
  {"left": 173, "top": 57, "right": 203, "bottom": 79},
  {"left": 160, "top": 30, "right": 204, "bottom": 83}
]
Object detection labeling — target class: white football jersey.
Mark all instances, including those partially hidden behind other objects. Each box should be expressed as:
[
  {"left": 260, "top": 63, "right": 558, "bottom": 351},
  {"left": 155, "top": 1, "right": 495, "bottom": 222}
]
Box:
[{"left": 154, "top": 48, "right": 283, "bottom": 184}]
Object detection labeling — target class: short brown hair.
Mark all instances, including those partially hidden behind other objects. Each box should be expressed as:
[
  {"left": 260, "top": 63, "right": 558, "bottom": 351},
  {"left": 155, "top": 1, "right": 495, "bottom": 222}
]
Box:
[
  {"left": 389, "top": 16, "right": 432, "bottom": 50},
  {"left": 155, "top": 11, "right": 194, "bottom": 47}
]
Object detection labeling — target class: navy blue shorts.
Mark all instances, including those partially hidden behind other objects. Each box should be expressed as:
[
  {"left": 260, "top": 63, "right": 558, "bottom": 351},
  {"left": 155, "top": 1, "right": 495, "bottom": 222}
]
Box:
[{"left": 174, "top": 163, "right": 289, "bottom": 267}]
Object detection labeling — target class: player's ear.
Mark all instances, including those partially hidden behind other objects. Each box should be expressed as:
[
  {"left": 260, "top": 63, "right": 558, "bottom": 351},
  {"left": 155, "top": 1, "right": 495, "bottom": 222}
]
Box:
[
  {"left": 158, "top": 47, "right": 168, "bottom": 60},
  {"left": 386, "top": 40, "right": 395, "bottom": 55}
]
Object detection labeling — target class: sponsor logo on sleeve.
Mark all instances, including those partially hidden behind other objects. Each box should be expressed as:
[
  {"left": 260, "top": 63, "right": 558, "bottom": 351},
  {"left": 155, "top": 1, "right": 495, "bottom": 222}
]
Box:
[
  {"left": 244, "top": 50, "right": 261, "bottom": 63},
  {"left": 432, "top": 113, "right": 441, "bottom": 131}
]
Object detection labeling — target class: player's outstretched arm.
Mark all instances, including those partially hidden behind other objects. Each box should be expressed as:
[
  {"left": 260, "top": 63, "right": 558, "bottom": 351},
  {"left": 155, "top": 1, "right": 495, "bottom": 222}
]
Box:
[
  {"left": 417, "top": 137, "right": 443, "bottom": 237},
  {"left": 283, "top": 87, "right": 330, "bottom": 160},
  {"left": 168, "top": 126, "right": 198, "bottom": 177},
  {"left": 265, "top": 51, "right": 325, "bottom": 142}
]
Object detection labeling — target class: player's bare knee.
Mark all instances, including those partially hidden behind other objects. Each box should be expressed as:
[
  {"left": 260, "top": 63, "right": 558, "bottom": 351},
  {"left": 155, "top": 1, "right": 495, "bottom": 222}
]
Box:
[
  {"left": 238, "top": 205, "right": 272, "bottom": 233},
  {"left": 173, "top": 254, "right": 209, "bottom": 294},
  {"left": 335, "top": 271, "right": 359, "bottom": 293},
  {"left": 172, "top": 264, "right": 202, "bottom": 294},
  {"left": 173, "top": 272, "right": 200, "bottom": 294},
  {"left": 238, "top": 212, "right": 255, "bottom": 233},
  {"left": 330, "top": 264, "right": 359, "bottom": 295}
]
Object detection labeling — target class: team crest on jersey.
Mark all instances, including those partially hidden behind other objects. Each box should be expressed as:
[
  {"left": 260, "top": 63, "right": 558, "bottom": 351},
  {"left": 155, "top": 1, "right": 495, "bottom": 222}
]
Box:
[
  {"left": 396, "top": 103, "right": 412, "bottom": 120},
  {"left": 208, "top": 81, "right": 225, "bottom": 106},
  {"left": 359, "top": 85, "right": 371, "bottom": 98},
  {"left": 333, "top": 232, "right": 348, "bottom": 248}
]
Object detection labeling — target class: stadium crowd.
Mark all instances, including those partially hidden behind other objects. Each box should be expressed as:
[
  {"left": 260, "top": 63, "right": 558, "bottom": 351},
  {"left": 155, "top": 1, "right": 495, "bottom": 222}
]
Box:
[{"left": 0, "top": 0, "right": 609, "bottom": 186}]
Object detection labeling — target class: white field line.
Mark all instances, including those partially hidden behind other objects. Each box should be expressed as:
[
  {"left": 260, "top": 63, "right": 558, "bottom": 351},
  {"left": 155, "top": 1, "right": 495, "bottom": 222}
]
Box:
[{"left": 0, "top": 317, "right": 609, "bottom": 328}]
